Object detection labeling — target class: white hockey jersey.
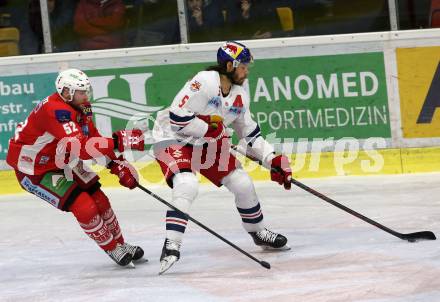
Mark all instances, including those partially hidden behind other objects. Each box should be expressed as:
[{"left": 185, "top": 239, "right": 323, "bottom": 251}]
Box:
[{"left": 152, "top": 70, "right": 275, "bottom": 164}]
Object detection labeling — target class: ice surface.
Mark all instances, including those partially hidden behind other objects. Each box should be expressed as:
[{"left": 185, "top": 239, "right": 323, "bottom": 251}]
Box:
[{"left": 1, "top": 173, "right": 439, "bottom": 302}]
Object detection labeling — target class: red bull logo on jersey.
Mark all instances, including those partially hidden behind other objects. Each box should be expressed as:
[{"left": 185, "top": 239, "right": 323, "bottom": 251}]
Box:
[{"left": 222, "top": 43, "right": 243, "bottom": 59}]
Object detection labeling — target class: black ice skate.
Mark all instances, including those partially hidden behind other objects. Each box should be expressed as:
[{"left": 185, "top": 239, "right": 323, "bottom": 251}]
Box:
[
  {"left": 122, "top": 242, "right": 146, "bottom": 262},
  {"left": 249, "top": 228, "right": 291, "bottom": 251},
  {"left": 159, "top": 238, "right": 181, "bottom": 275},
  {"left": 106, "top": 244, "right": 134, "bottom": 267}
]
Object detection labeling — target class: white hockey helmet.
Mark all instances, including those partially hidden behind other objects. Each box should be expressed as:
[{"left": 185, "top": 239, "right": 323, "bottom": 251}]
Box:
[{"left": 55, "top": 68, "right": 91, "bottom": 102}]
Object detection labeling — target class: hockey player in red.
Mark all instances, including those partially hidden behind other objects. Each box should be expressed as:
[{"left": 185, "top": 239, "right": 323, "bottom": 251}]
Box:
[
  {"left": 6, "top": 68, "right": 146, "bottom": 267},
  {"left": 152, "top": 41, "right": 292, "bottom": 274}
]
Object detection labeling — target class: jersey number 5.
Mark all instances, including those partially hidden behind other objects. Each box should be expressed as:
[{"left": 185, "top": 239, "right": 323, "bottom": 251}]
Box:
[
  {"left": 63, "top": 122, "right": 78, "bottom": 134},
  {"left": 178, "top": 95, "right": 189, "bottom": 108}
]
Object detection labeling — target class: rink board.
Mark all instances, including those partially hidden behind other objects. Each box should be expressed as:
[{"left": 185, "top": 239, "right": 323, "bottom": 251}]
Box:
[
  {"left": 1, "top": 146, "right": 440, "bottom": 195},
  {"left": 1, "top": 30, "right": 440, "bottom": 162}
]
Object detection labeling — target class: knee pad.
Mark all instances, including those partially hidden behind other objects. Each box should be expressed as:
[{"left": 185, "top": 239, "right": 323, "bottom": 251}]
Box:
[
  {"left": 70, "top": 191, "right": 116, "bottom": 251},
  {"left": 91, "top": 189, "right": 111, "bottom": 214},
  {"left": 69, "top": 192, "right": 100, "bottom": 224},
  {"left": 92, "top": 189, "right": 122, "bottom": 243},
  {"left": 172, "top": 172, "right": 199, "bottom": 203},
  {"left": 223, "top": 169, "right": 265, "bottom": 232},
  {"left": 171, "top": 172, "right": 198, "bottom": 214},
  {"left": 222, "top": 169, "right": 258, "bottom": 206}
]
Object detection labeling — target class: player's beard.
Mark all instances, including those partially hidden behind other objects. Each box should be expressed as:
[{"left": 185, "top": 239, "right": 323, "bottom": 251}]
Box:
[{"left": 231, "top": 70, "right": 246, "bottom": 86}]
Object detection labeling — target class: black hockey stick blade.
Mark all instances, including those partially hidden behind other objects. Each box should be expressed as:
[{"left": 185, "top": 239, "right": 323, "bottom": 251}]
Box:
[
  {"left": 260, "top": 261, "right": 271, "bottom": 269},
  {"left": 400, "top": 231, "right": 436, "bottom": 242}
]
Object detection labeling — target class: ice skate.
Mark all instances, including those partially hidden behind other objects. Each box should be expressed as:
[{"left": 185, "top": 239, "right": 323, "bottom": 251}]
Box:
[
  {"left": 249, "top": 228, "right": 291, "bottom": 251},
  {"left": 122, "top": 242, "right": 146, "bottom": 262},
  {"left": 159, "top": 239, "right": 181, "bottom": 275},
  {"left": 106, "top": 243, "right": 134, "bottom": 267}
]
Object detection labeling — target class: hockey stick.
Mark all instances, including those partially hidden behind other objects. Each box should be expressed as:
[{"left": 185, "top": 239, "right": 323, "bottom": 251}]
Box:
[
  {"left": 230, "top": 145, "right": 436, "bottom": 242},
  {"left": 136, "top": 184, "right": 271, "bottom": 269}
]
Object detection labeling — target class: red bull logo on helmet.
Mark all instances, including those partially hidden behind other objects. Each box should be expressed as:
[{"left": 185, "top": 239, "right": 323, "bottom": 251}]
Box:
[{"left": 222, "top": 42, "right": 243, "bottom": 59}]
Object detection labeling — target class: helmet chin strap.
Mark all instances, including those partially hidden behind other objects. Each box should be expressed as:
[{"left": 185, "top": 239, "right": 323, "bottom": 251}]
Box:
[{"left": 60, "top": 87, "right": 74, "bottom": 102}]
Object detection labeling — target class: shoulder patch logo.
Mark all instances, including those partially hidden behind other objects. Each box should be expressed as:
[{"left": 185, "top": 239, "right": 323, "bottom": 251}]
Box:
[
  {"left": 189, "top": 80, "right": 202, "bottom": 92},
  {"left": 55, "top": 110, "right": 71, "bottom": 123},
  {"left": 39, "top": 156, "right": 50, "bottom": 165}
]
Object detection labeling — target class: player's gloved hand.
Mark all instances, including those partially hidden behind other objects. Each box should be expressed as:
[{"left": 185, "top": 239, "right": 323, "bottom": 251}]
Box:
[
  {"left": 107, "top": 155, "right": 139, "bottom": 189},
  {"left": 203, "top": 121, "right": 225, "bottom": 142},
  {"left": 112, "top": 129, "right": 144, "bottom": 152},
  {"left": 197, "top": 114, "right": 223, "bottom": 125},
  {"left": 198, "top": 115, "right": 225, "bottom": 142},
  {"left": 270, "top": 154, "right": 292, "bottom": 190}
]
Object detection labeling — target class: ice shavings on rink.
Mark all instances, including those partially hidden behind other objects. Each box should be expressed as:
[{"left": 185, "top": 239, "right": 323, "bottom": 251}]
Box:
[{"left": 1, "top": 173, "right": 440, "bottom": 302}]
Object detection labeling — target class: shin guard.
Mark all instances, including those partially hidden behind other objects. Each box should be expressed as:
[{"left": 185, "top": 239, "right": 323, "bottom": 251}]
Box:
[
  {"left": 92, "top": 189, "right": 124, "bottom": 245},
  {"left": 70, "top": 191, "right": 116, "bottom": 251}
]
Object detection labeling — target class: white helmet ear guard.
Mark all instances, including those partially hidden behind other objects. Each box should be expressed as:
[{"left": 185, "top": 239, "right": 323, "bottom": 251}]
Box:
[{"left": 55, "top": 68, "right": 91, "bottom": 102}]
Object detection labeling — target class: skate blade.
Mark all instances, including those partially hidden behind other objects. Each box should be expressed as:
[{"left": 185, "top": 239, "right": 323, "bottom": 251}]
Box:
[
  {"left": 158, "top": 256, "right": 178, "bottom": 275},
  {"left": 127, "top": 261, "right": 136, "bottom": 269},
  {"left": 133, "top": 258, "right": 149, "bottom": 264},
  {"left": 259, "top": 244, "right": 292, "bottom": 252}
]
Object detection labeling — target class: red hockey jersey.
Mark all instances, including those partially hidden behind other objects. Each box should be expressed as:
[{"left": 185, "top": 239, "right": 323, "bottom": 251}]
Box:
[{"left": 6, "top": 93, "right": 115, "bottom": 175}]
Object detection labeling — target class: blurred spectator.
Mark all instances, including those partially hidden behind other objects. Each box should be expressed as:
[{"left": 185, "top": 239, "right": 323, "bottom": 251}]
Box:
[
  {"left": 430, "top": 0, "right": 440, "bottom": 27},
  {"left": 223, "top": 0, "right": 283, "bottom": 40},
  {"left": 398, "top": 0, "right": 430, "bottom": 29},
  {"left": 0, "top": 0, "right": 39, "bottom": 55},
  {"left": 186, "top": 0, "right": 224, "bottom": 42},
  {"left": 292, "top": 0, "right": 389, "bottom": 36},
  {"left": 130, "top": 0, "right": 180, "bottom": 47},
  {"left": 0, "top": 0, "right": 12, "bottom": 28},
  {"left": 74, "top": 0, "right": 126, "bottom": 50},
  {"left": 28, "top": 0, "right": 77, "bottom": 53}
]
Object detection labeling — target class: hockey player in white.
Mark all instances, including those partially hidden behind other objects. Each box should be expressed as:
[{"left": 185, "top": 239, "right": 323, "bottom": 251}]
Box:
[{"left": 152, "top": 41, "right": 293, "bottom": 274}]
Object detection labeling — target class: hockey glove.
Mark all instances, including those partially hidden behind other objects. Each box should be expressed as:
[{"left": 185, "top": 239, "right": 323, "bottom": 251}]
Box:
[
  {"left": 204, "top": 121, "right": 225, "bottom": 142},
  {"left": 197, "top": 115, "right": 225, "bottom": 142},
  {"left": 107, "top": 155, "right": 139, "bottom": 189},
  {"left": 270, "top": 155, "right": 292, "bottom": 190},
  {"left": 197, "top": 114, "right": 223, "bottom": 125},
  {"left": 112, "top": 129, "right": 144, "bottom": 152}
]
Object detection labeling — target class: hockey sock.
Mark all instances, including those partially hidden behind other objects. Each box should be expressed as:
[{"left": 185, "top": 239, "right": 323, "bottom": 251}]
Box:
[
  {"left": 92, "top": 189, "right": 124, "bottom": 245},
  {"left": 166, "top": 172, "right": 198, "bottom": 242},
  {"left": 70, "top": 191, "right": 117, "bottom": 251},
  {"left": 222, "top": 169, "right": 265, "bottom": 232}
]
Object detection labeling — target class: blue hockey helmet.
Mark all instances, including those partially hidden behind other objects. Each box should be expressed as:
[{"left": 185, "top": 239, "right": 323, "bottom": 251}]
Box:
[{"left": 217, "top": 41, "right": 253, "bottom": 68}]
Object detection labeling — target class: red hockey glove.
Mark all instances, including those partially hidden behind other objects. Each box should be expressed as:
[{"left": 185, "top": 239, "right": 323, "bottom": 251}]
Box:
[
  {"left": 204, "top": 122, "right": 225, "bottom": 141},
  {"left": 112, "top": 129, "right": 144, "bottom": 152},
  {"left": 197, "top": 114, "right": 223, "bottom": 124},
  {"left": 198, "top": 115, "right": 225, "bottom": 142},
  {"left": 107, "top": 155, "right": 139, "bottom": 189},
  {"left": 270, "top": 155, "right": 292, "bottom": 190}
]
